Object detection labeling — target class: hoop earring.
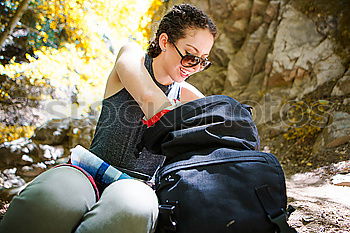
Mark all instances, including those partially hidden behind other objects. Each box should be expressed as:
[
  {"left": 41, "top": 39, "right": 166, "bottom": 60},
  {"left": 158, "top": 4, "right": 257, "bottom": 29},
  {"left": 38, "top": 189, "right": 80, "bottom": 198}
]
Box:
[{"left": 162, "top": 49, "right": 166, "bottom": 52}]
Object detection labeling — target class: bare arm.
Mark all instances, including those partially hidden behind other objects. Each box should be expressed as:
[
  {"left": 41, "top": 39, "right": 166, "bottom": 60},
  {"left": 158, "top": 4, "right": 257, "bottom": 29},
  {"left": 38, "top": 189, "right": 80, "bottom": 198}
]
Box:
[{"left": 111, "top": 42, "right": 171, "bottom": 120}]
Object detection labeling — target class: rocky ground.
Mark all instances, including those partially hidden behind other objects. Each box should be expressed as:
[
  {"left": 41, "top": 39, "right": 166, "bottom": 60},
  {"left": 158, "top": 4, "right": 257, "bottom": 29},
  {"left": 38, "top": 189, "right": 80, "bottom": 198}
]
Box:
[
  {"left": 286, "top": 160, "right": 350, "bottom": 232},
  {"left": 0, "top": 117, "right": 96, "bottom": 202},
  {"left": 1, "top": 147, "right": 350, "bottom": 232},
  {"left": 1, "top": 94, "right": 349, "bottom": 233}
]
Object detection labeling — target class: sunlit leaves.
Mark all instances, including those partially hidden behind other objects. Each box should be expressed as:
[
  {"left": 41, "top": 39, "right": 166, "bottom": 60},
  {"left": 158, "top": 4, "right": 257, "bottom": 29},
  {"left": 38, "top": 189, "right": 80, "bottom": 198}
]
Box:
[
  {"left": 0, "top": 123, "right": 35, "bottom": 143},
  {"left": 0, "top": 0, "right": 20, "bottom": 32},
  {"left": 1, "top": 0, "right": 162, "bottom": 143},
  {"left": 138, "top": 0, "right": 163, "bottom": 49}
]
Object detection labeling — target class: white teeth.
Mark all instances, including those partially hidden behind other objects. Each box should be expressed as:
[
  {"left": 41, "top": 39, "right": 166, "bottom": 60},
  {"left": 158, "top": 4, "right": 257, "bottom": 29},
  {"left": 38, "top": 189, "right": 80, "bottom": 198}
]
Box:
[{"left": 180, "top": 68, "right": 189, "bottom": 75}]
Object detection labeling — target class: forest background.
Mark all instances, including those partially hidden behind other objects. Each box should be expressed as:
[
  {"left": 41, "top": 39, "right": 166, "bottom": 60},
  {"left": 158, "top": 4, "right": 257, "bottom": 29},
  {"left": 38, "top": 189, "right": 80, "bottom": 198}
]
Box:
[
  {"left": 0, "top": 0, "right": 162, "bottom": 206},
  {"left": 0, "top": 0, "right": 350, "bottom": 231}
]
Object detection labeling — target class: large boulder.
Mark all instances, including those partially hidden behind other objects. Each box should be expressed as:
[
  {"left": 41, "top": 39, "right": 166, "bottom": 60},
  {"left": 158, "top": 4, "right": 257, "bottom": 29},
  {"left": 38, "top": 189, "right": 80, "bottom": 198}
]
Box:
[
  {"left": 31, "top": 118, "right": 70, "bottom": 145},
  {"left": 314, "top": 112, "right": 350, "bottom": 150},
  {"left": 31, "top": 117, "right": 97, "bottom": 148},
  {"left": 331, "top": 68, "right": 350, "bottom": 96},
  {"left": 150, "top": 0, "right": 350, "bottom": 170}
]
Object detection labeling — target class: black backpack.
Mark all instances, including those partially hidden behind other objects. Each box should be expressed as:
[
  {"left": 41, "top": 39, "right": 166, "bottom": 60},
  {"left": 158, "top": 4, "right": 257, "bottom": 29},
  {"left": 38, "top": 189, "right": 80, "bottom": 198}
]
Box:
[{"left": 142, "top": 95, "right": 296, "bottom": 233}]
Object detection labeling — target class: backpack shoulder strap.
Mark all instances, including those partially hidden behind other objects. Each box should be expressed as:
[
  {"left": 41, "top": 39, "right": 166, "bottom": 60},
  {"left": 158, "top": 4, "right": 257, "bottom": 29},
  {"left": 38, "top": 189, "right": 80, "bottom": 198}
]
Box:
[{"left": 255, "top": 185, "right": 297, "bottom": 233}]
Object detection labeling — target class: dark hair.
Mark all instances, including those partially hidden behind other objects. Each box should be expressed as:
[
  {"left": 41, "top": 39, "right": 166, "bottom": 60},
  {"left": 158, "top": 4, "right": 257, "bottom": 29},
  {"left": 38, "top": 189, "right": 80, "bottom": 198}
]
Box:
[{"left": 147, "top": 4, "right": 217, "bottom": 58}]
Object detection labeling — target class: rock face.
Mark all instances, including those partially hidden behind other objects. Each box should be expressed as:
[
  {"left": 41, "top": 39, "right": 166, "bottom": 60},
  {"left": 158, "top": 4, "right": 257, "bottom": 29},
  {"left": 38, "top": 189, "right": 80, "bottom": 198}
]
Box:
[
  {"left": 152, "top": 0, "right": 350, "bottom": 168},
  {"left": 0, "top": 117, "right": 96, "bottom": 200},
  {"left": 1, "top": 0, "right": 349, "bottom": 201},
  {"left": 316, "top": 112, "right": 350, "bottom": 148},
  {"left": 31, "top": 118, "right": 71, "bottom": 145},
  {"left": 332, "top": 69, "right": 350, "bottom": 96}
]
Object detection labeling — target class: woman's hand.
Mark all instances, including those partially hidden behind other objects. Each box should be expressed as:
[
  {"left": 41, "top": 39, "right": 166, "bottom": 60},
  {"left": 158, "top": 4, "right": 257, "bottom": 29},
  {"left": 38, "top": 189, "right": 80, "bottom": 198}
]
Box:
[{"left": 108, "top": 42, "right": 172, "bottom": 120}]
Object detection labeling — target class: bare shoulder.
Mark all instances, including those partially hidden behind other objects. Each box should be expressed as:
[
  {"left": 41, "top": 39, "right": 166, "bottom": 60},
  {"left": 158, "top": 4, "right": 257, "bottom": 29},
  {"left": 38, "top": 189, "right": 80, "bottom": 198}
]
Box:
[
  {"left": 118, "top": 41, "right": 144, "bottom": 59},
  {"left": 114, "top": 41, "right": 146, "bottom": 73},
  {"left": 104, "top": 42, "right": 146, "bottom": 99},
  {"left": 180, "top": 81, "right": 205, "bottom": 102}
]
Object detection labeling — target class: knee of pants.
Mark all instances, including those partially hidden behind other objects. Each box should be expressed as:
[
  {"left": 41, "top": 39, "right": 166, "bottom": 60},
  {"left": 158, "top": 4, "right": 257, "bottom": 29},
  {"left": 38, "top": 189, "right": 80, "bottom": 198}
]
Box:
[
  {"left": 11, "top": 166, "right": 95, "bottom": 218},
  {"left": 1, "top": 166, "right": 96, "bottom": 233},
  {"left": 102, "top": 179, "right": 159, "bottom": 224},
  {"left": 25, "top": 166, "right": 95, "bottom": 208}
]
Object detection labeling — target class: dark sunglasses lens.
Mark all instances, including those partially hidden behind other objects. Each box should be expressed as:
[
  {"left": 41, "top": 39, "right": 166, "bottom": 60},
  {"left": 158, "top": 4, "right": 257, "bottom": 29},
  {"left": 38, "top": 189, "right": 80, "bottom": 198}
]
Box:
[
  {"left": 202, "top": 61, "right": 211, "bottom": 70},
  {"left": 182, "top": 55, "right": 200, "bottom": 67},
  {"left": 198, "top": 59, "right": 211, "bottom": 70}
]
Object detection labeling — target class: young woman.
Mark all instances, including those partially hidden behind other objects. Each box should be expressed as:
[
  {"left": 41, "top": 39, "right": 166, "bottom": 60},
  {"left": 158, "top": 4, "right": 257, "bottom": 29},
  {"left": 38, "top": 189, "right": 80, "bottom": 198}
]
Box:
[
  {"left": 89, "top": 3, "right": 216, "bottom": 179},
  {"left": 0, "top": 4, "right": 217, "bottom": 233}
]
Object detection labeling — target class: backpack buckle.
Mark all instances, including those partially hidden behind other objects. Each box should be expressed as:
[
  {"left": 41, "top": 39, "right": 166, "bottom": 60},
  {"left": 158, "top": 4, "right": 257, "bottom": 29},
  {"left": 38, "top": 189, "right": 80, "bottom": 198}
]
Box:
[
  {"left": 268, "top": 209, "right": 297, "bottom": 233},
  {"left": 159, "top": 204, "right": 177, "bottom": 232}
]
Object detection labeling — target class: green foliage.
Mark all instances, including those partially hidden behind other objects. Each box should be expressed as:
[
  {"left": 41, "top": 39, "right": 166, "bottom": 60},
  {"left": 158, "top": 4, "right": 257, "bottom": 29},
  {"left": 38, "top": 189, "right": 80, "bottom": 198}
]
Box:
[
  {"left": 0, "top": 0, "right": 163, "bottom": 143},
  {"left": 0, "top": 0, "right": 20, "bottom": 32},
  {"left": 138, "top": 0, "right": 163, "bottom": 49}
]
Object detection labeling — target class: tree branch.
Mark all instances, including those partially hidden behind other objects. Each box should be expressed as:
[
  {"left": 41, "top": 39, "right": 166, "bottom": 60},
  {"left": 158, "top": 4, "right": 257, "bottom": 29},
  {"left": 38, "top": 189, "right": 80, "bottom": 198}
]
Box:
[{"left": 0, "top": 0, "right": 31, "bottom": 48}]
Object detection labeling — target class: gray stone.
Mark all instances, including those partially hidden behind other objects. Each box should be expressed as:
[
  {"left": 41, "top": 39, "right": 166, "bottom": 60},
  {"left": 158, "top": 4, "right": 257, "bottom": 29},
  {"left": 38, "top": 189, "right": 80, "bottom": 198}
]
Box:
[
  {"left": 68, "top": 117, "right": 97, "bottom": 149},
  {"left": 0, "top": 168, "right": 25, "bottom": 189},
  {"left": 332, "top": 68, "right": 350, "bottom": 96},
  {"left": 31, "top": 118, "right": 70, "bottom": 145},
  {"left": 188, "top": 66, "right": 226, "bottom": 96},
  {"left": 0, "top": 137, "right": 66, "bottom": 170},
  {"left": 226, "top": 23, "right": 268, "bottom": 89},
  {"left": 239, "top": 72, "right": 265, "bottom": 101},
  {"left": 343, "top": 98, "right": 350, "bottom": 105},
  {"left": 314, "top": 54, "right": 345, "bottom": 88},
  {"left": 267, "top": 5, "right": 345, "bottom": 98},
  {"left": 17, "top": 163, "right": 47, "bottom": 178},
  {"left": 320, "top": 112, "right": 350, "bottom": 148},
  {"left": 332, "top": 174, "right": 350, "bottom": 187},
  {"left": 271, "top": 5, "right": 323, "bottom": 73},
  {"left": 254, "top": 92, "right": 285, "bottom": 125},
  {"left": 0, "top": 138, "right": 42, "bottom": 169},
  {"left": 38, "top": 145, "right": 64, "bottom": 160}
]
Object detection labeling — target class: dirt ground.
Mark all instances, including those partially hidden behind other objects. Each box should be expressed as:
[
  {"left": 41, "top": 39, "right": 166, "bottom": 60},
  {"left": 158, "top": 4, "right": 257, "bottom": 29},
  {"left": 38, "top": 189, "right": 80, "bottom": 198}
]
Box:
[
  {"left": 286, "top": 161, "right": 350, "bottom": 232},
  {"left": 1, "top": 162, "right": 350, "bottom": 232}
]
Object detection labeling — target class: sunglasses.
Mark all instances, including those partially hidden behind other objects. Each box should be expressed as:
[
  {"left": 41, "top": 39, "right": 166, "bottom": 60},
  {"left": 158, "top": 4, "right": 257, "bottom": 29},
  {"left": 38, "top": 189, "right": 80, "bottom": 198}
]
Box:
[{"left": 171, "top": 42, "right": 211, "bottom": 71}]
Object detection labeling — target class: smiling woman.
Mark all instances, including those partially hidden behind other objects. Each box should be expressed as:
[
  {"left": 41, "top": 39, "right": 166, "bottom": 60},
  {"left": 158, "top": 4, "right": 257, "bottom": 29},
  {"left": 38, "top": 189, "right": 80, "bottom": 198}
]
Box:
[
  {"left": 0, "top": 4, "right": 217, "bottom": 233},
  {"left": 90, "top": 4, "right": 217, "bottom": 178},
  {"left": 171, "top": 41, "right": 212, "bottom": 71},
  {"left": 152, "top": 28, "right": 214, "bottom": 83}
]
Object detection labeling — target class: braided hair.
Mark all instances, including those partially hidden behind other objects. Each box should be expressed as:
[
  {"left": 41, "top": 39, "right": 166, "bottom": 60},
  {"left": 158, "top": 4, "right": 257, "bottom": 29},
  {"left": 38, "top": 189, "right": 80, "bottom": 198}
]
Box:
[{"left": 147, "top": 4, "right": 217, "bottom": 58}]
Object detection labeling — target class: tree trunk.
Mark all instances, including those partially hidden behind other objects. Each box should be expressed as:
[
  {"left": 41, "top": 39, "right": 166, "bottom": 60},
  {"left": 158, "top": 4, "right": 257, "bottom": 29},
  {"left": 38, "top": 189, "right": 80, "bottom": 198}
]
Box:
[{"left": 0, "top": 0, "right": 30, "bottom": 48}]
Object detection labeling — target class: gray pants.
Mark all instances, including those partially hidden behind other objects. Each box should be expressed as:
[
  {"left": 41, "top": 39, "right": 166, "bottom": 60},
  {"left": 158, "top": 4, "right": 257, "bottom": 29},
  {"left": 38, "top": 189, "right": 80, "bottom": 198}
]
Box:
[{"left": 0, "top": 166, "right": 159, "bottom": 233}]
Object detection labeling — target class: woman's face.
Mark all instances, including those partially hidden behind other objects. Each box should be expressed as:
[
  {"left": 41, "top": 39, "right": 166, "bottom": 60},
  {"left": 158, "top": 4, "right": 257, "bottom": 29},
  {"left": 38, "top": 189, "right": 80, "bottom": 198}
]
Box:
[{"left": 161, "top": 28, "right": 215, "bottom": 83}]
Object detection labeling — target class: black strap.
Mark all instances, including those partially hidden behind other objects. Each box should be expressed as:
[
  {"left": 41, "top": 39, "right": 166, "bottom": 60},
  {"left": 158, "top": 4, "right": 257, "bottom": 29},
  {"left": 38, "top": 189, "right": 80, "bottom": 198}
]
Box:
[
  {"left": 255, "top": 185, "right": 297, "bottom": 233},
  {"left": 158, "top": 204, "right": 177, "bottom": 232},
  {"left": 176, "top": 83, "right": 181, "bottom": 100},
  {"left": 116, "top": 166, "right": 151, "bottom": 181},
  {"left": 144, "top": 53, "right": 174, "bottom": 93}
]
